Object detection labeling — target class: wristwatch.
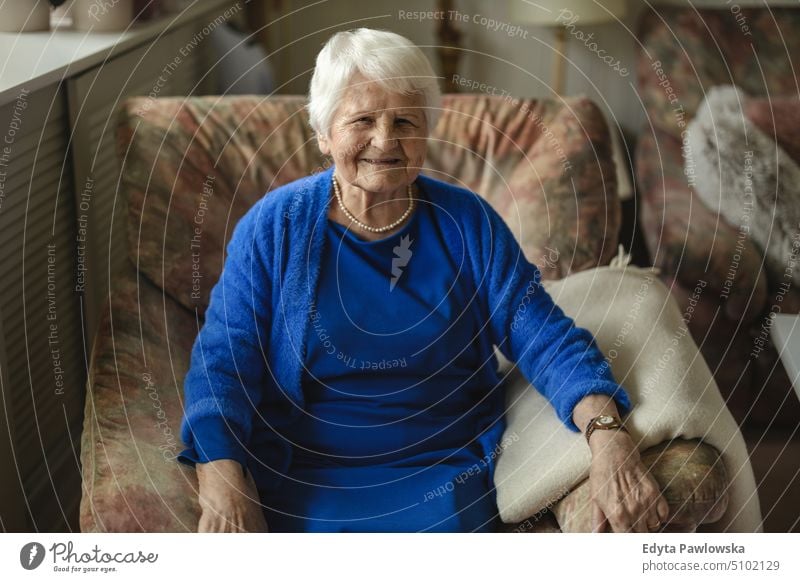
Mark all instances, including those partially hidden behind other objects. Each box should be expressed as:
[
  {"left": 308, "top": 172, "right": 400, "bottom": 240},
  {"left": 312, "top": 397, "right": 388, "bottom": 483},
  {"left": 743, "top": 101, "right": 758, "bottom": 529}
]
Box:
[{"left": 584, "top": 414, "right": 627, "bottom": 444}]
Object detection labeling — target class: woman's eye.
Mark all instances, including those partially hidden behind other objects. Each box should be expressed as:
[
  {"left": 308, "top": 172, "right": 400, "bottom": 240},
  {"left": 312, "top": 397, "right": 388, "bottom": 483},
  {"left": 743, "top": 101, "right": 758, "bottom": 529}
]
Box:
[
  {"left": 354, "top": 117, "right": 372, "bottom": 124},
  {"left": 396, "top": 118, "right": 413, "bottom": 126}
]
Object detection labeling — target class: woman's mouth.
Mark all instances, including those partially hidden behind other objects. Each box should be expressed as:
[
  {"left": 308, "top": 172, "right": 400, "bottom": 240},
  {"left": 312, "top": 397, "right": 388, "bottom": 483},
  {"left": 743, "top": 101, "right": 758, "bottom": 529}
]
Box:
[{"left": 360, "top": 158, "right": 402, "bottom": 166}]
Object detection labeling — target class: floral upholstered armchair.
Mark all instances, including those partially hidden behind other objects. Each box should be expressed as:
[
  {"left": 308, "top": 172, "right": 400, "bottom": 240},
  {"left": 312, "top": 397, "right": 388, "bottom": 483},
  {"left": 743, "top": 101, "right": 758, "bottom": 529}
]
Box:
[
  {"left": 79, "top": 94, "right": 729, "bottom": 532},
  {"left": 635, "top": 6, "right": 800, "bottom": 429}
]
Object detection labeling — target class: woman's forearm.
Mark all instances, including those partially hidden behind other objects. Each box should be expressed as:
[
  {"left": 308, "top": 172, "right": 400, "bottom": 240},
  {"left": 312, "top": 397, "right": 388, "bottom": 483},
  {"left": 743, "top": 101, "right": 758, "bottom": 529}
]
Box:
[
  {"left": 195, "top": 459, "right": 268, "bottom": 532},
  {"left": 572, "top": 393, "right": 619, "bottom": 432},
  {"left": 574, "top": 394, "right": 669, "bottom": 532},
  {"left": 572, "top": 393, "right": 628, "bottom": 445},
  {"left": 572, "top": 393, "right": 638, "bottom": 456},
  {"left": 196, "top": 459, "right": 248, "bottom": 489}
]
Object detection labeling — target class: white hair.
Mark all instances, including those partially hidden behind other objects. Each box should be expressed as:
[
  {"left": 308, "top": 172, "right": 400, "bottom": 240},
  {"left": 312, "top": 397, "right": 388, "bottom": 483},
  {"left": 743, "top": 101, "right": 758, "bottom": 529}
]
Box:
[{"left": 307, "top": 28, "right": 442, "bottom": 137}]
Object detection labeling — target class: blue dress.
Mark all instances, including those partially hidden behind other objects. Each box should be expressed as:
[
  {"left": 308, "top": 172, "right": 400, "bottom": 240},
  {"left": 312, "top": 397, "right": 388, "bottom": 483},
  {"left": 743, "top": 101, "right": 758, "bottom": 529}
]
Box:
[
  {"left": 178, "top": 166, "right": 635, "bottom": 532},
  {"left": 260, "top": 185, "right": 500, "bottom": 532}
]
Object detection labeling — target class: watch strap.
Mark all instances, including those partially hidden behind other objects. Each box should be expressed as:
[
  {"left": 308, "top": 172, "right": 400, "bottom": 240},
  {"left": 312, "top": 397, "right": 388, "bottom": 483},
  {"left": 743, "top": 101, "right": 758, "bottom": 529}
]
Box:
[{"left": 584, "top": 414, "right": 627, "bottom": 444}]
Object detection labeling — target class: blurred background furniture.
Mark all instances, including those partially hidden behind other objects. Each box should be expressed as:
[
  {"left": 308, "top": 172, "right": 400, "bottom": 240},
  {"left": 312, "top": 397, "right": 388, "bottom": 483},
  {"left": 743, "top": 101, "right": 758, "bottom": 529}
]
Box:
[
  {"left": 635, "top": 5, "right": 800, "bottom": 533},
  {"left": 0, "top": 0, "right": 233, "bottom": 533},
  {"left": 79, "top": 93, "right": 728, "bottom": 532},
  {"left": 635, "top": 5, "right": 800, "bottom": 430},
  {"left": 771, "top": 314, "right": 800, "bottom": 402},
  {"left": 508, "top": 0, "right": 627, "bottom": 96}
]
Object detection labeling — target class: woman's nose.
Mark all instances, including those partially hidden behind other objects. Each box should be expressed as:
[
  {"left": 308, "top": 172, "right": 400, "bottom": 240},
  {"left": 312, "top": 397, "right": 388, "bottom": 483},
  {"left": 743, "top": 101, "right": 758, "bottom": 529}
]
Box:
[{"left": 370, "top": 122, "right": 399, "bottom": 152}]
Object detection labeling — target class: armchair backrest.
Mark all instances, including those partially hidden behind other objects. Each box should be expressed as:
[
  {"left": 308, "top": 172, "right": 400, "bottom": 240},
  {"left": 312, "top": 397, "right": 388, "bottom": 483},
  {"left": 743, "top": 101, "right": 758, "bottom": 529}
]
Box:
[
  {"left": 117, "top": 94, "right": 618, "bottom": 314},
  {"left": 637, "top": 6, "right": 800, "bottom": 138}
]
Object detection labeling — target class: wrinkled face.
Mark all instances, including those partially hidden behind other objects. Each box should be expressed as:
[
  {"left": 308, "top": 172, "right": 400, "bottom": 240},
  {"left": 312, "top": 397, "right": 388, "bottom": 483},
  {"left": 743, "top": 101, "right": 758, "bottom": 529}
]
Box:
[{"left": 317, "top": 72, "right": 429, "bottom": 195}]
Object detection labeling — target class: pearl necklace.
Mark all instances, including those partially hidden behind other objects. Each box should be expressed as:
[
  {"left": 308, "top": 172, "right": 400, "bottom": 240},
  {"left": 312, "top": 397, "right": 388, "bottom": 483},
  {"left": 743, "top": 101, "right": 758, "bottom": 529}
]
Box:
[{"left": 332, "top": 175, "right": 416, "bottom": 234}]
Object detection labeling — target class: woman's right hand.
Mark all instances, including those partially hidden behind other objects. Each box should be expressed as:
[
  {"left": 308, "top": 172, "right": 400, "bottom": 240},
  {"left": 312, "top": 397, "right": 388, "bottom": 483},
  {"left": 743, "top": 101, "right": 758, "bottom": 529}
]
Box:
[{"left": 196, "top": 459, "right": 269, "bottom": 532}]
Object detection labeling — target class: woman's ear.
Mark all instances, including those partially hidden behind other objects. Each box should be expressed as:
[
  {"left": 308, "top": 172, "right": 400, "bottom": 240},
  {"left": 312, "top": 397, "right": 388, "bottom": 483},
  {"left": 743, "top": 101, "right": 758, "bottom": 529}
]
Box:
[{"left": 317, "top": 133, "right": 331, "bottom": 156}]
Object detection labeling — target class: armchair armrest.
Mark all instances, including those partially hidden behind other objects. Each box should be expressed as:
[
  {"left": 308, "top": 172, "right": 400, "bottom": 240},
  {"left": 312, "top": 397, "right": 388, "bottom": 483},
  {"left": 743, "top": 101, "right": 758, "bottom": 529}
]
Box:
[
  {"left": 553, "top": 438, "right": 729, "bottom": 533},
  {"left": 80, "top": 259, "right": 201, "bottom": 532}
]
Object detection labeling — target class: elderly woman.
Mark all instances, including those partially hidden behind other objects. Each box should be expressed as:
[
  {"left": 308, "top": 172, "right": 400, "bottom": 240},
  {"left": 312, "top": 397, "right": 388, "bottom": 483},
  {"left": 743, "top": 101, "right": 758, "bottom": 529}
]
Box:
[{"left": 177, "top": 28, "right": 668, "bottom": 533}]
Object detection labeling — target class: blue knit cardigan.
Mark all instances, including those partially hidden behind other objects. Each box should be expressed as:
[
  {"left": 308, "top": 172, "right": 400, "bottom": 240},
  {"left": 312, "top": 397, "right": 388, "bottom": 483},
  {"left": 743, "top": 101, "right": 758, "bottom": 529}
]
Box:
[{"left": 178, "top": 165, "right": 632, "bottom": 492}]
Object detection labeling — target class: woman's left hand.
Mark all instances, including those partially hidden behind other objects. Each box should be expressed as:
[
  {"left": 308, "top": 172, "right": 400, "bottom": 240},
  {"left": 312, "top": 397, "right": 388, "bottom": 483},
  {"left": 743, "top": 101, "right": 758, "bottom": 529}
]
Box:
[{"left": 588, "top": 430, "right": 670, "bottom": 533}]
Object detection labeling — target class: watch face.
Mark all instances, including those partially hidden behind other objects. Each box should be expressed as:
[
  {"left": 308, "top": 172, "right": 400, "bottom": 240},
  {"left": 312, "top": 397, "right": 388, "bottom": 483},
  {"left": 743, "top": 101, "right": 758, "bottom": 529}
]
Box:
[{"left": 598, "top": 415, "right": 615, "bottom": 425}]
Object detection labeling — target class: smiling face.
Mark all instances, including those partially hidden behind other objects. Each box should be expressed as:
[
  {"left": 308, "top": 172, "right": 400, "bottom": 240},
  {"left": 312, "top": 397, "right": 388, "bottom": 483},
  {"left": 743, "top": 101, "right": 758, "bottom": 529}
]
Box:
[{"left": 317, "top": 72, "right": 429, "bottom": 196}]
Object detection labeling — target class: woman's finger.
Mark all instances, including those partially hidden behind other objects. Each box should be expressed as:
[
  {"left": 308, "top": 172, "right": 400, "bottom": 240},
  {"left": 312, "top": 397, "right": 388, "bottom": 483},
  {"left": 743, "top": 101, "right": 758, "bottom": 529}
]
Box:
[
  {"left": 605, "top": 504, "right": 632, "bottom": 533},
  {"left": 656, "top": 495, "right": 670, "bottom": 524},
  {"left": 634, "top": 516, "right": 650, "bottom": 533},
  {"left": 632, "top": 506, "right": 654, "bottom": 533},
  {"left": 201, "top": 517, "right": 218, "bottom": 533},
  {"left": 639, "top": 481, "right": 669, "bottom": 531},
  {"left": 633, "top": 489, "right": 666, "bottom": 532},
  {"left": 592, "top": 501, "right": 607, "bottom": 533}
]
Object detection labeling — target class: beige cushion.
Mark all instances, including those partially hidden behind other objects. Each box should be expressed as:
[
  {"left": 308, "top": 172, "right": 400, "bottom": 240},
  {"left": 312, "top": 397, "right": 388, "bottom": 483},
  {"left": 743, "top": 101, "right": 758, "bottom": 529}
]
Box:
[{"left": 493, "top": 260, "right": 762, "bottom": 532}]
